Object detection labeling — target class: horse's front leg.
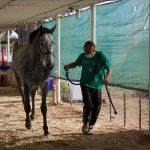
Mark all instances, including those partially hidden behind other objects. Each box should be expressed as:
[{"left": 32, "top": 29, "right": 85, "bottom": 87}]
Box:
[
  {"left": 30, "top": 90, "right": 36, "bottom": 120},
  {"left": 40, "top": 81, "right": 49, "bottom": 136},
  {"left": 22, "top": 84, "right": 31, "bottom": 129}
]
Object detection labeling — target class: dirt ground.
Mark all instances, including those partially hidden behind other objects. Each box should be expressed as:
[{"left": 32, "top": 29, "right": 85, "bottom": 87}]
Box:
[{"left": 0, "top": 86, "right": 150, "bottom": 150}]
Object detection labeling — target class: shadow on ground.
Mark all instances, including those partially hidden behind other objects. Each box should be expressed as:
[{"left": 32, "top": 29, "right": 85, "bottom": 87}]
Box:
[
  {"left": 1, "top": 130, "right": 150, "bottom": 150},
  {"left": 0, "top": 87, "right": 20, "bottom": 97}
]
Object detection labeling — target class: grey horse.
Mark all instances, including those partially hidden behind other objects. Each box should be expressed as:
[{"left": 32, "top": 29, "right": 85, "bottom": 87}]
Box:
[{"left": 13, "top": 25, "right": 56, "bottom": 136}]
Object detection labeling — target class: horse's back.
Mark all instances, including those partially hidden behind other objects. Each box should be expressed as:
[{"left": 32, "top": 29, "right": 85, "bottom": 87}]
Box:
[
  {"left": 13, "top": 44, "right": 29, "bottom": 61},
  {"left": 13, "top": 44, "right": 30, "bottom": 81}
]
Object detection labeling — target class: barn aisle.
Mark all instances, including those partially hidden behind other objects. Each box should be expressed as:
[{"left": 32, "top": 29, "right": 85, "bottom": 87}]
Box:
[{"left": 0, "top": 87, "right": 150, "bottom": 150}]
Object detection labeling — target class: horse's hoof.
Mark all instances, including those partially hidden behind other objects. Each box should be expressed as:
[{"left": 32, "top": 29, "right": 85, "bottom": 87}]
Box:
[
  {"left": 30, "top": 114, "right": 35, "bottom": 121},
  {"left": 44, "top": 131, "right": 49, "bottom": 137},
  {"left": 25, "top": 122, "right": 32, "bottom": 129}
]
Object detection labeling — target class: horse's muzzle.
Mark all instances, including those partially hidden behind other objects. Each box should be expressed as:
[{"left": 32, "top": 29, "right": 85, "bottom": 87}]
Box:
[{"left": 49, "top": 64, "right": 54, "bottom": 70}]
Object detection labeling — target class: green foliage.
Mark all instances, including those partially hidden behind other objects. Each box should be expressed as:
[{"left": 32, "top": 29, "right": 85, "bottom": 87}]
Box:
[{"left": 61, "top": 82, "right": 69, "bottom": 98}]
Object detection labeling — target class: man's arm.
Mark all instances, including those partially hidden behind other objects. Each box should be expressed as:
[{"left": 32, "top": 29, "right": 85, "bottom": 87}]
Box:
[
  {"left": 105, "top": 68, "right": 112, "bottom": 79},
  {"left": 64, "top": 53, "right": 83, "bottom": 71},
  {"left": 64, "top": 62, "right": 78, "bottom": 71},
  {"left": 100, "top": 52, "right": 112, "bottom": 85},
  {"left": 103, "top": 68, "right": 112, "bottom": 85}
]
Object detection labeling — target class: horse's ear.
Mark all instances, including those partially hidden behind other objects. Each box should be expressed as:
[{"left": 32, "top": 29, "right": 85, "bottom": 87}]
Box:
[
  {"left": 49, "top": 24, "right": 56, "bottom": 35},
  {"left": 39, "top": 25, "right": 44, "bottom": 32}
]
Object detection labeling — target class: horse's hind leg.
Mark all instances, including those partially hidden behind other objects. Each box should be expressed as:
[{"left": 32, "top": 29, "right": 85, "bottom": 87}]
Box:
[
  {"left": 40, "top": 81, "right": 49, "bottom": 136},
  {"left": 30, "top": 90, "right": 36, "bottom": 120},
  {"left": 23, "top": 84, "right": 31, "bottom": 129}
]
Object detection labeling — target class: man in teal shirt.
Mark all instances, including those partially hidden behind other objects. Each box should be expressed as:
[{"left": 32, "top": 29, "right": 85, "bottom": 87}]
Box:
[{"left": 64, "top": 41, "right": 112, "bottom": 135}]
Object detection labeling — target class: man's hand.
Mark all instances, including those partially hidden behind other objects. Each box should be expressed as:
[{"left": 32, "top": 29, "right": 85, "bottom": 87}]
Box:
[
  {"left": 64, "top": 62, "right": 78, "bottom": 71},
  {"left": 103, "top": 68, "right": 112, "bottom": 85},
  {"left": 64, "top": 65, "right": 70, "bottom": 71},
  {"left": 103, "top": 77, "right": 109, "bottom": 85}
]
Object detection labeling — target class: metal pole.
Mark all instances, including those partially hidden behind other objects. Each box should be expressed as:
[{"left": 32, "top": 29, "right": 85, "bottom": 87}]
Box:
[
  {"left": 7, "top": 30, "right": 10, "bottom": 63},
  {"left": 149, "top": 28, "right": 150, "bottom": 132},
  {"left": 7, "top": 30, "right": 11, "bottom": 86},
  {"left": 149, "top": 89, "right": 150, "bottom": 132},
  {"left": 91, "top": 5, "right": 96, "bottom": 43},
  {"left": 148, "top": 3, "right": 150, "bottom": 131},
  {"left": 68, "top": 83, "right": 72, "bottom": 107},
  {"left": 56, "top": 16, "right": 61, "bottom": 103},
  {"left": 123, "top": 92, "right": 126, "bottom": 127},
  {"left": 139, "top": 94, "right": 142, "bottom": 130},
  {"left": 0, "top": 33, "right": 2, "bottom": 52},
  {"left": 53, "top": 76, "right": 57, "bottom": 105}
]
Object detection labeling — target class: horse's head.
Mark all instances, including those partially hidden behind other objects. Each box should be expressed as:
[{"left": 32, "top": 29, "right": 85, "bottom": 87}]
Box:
[{"left": 29, "top": 25, "right": 56, "bottom": 69}]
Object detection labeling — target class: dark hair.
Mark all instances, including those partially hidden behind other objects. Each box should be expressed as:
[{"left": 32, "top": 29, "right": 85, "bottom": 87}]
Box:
[{"left": 84, "top": 41, "right": 95, "bottom": 50}]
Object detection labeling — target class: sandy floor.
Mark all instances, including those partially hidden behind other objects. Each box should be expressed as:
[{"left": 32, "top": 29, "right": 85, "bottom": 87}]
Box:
[{"left": 0, "top": 86, "right": 150, "bottom": 150}]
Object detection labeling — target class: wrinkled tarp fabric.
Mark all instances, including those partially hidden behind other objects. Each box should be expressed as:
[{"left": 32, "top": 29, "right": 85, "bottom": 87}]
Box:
[{"left": 43, "top": 0, "right": 149, "bottom": 90}]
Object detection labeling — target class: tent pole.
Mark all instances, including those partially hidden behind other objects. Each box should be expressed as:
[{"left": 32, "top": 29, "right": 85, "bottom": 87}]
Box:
[
  {"left": 56, "top": 15, "right": 61, "bottom": 103},
  {"left": 148, "top": 31, "right": 150, "bottom": 132},
  {"left": 7, "top": 30, "right": 10, "bottom": 63},
  {"left": 0, "top": 33, "right": 1, "bottom": 52},
  {"left": 91, "top": 5, "right": 96, "bottom": 43},
  {"left": 148, "top": 8, "right": 150, "bottom": 131}
]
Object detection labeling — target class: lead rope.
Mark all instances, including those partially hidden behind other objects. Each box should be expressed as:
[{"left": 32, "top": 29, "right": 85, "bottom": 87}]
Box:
[
  {"left": 66, "top": 71, "right": 80, "bottom": 85},
  {"left": 103, "top": 69, "right": 117, "bottom": 114},
  {"left": 54, "top": 53, "right": 117, "bottom": 114},
  {"left": 54, "top": 54, "right": 80, "bottom": 84}
]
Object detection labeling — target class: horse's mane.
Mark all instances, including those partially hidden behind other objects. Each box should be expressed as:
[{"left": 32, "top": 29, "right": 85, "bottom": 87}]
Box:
[
  {"left": 29, "top": 25, "right": 56, "bottom": 43},
  {"left": 29, "top": 28, "right": 40, "bottom": 43}
]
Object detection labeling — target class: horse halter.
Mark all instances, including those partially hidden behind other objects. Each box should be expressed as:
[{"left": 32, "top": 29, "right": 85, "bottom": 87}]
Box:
[
  {"left": 38, "top": 33, "right": 54, "bottom": 57},
  {"left": 39, "top": 41, "right": 54, "bottom": 56},
  {"left": 38, "top": 35, "right": 54, "bottom": 70}
]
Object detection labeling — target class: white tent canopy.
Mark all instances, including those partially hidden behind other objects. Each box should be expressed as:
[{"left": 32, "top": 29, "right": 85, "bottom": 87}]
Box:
[{"left": 0, "top": 0, "right": 109, "bottom": 32}]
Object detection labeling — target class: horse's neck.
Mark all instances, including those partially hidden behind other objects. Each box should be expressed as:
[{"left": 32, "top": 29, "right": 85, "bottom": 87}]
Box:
[{"left": 30, "top": 40, "right": 41, "bottom": 61}]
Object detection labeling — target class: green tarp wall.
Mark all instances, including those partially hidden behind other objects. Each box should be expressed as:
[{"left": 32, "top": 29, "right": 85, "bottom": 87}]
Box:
[{"left": 43, "top": 0, "right": 149, "bottom": 90}]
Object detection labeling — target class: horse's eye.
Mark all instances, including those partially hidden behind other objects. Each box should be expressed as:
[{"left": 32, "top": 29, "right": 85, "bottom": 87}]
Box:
[{"left": 41, "top": 42, "right": 45, "bottom": 46}]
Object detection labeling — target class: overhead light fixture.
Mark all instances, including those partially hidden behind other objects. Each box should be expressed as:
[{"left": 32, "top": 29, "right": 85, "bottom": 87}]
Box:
[
  {"left": 66, "top": 6, "right": 80, "bottom": 19},
  {"left": 75, "top": 9, "right": 80, "bottom": 19},
  {"left": 67, "top": 7, "right": 74, "bottom": 14}
]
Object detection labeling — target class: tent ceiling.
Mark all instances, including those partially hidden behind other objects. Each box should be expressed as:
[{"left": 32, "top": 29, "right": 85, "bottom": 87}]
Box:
[{"left": 0, "top": 0, "right": 109, "bottom": 32}]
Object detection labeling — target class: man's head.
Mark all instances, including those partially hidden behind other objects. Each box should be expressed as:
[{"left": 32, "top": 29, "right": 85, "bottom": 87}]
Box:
[{"left": 84, "top": 41, "right": 95, "bottom": 55}]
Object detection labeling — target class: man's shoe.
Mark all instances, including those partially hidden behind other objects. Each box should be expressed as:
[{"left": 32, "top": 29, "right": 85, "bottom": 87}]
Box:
[
  {"left": 89, "top": 125, "right": 94, "bottom": 130},
  {"left": 88, "top": 125, "right": 94, "bottom": 135},
  {"left": 82, "top": 124, "right": 93, "bottom": 135},
  {"left": 82, "top": 123, "right": 89, "bottom": 134},
  {"left": 87, "top": 129, "right": 93, "bottom": 135}
]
